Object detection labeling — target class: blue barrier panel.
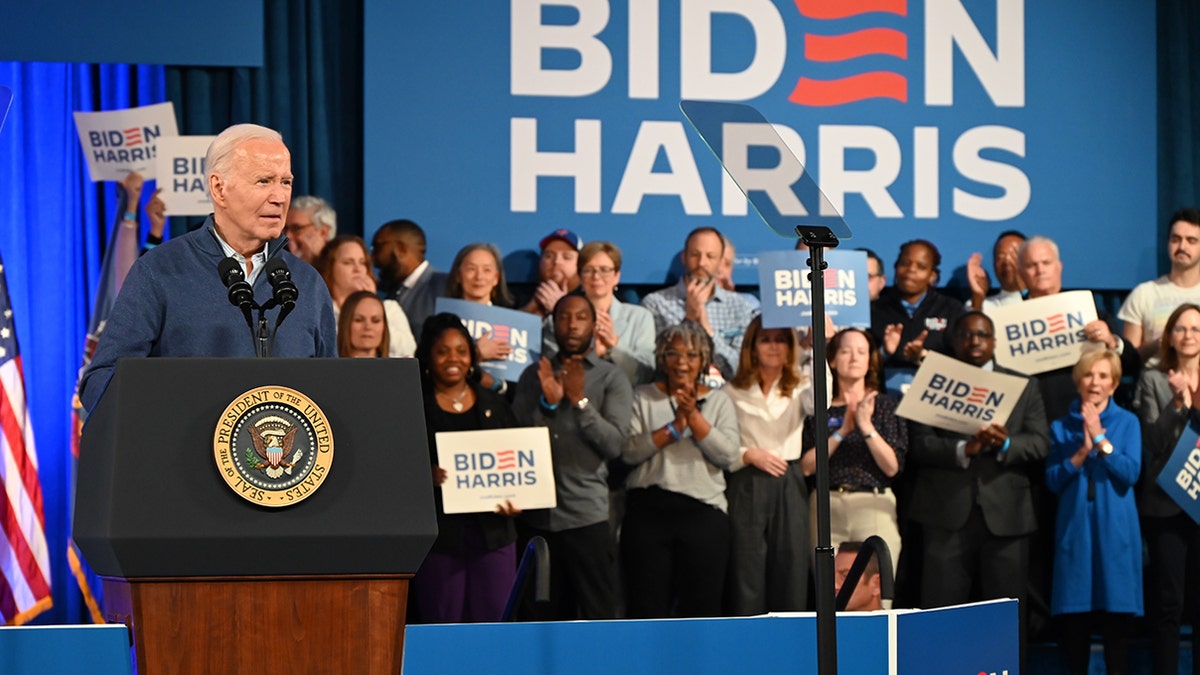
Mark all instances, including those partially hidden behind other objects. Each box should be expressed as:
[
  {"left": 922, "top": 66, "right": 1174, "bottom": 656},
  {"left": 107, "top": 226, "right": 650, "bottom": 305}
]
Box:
[
  {"left": 0, "top": 624, "right": 132, "bottom": 675},
  {"left": 405, "top": 601, "right": 1017, "bottom": 675}
]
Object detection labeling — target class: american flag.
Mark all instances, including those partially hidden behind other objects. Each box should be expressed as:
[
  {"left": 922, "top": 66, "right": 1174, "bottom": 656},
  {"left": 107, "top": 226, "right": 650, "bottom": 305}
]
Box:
[{"left": 0, "top": 252, "right": 53, "bottom": 624}]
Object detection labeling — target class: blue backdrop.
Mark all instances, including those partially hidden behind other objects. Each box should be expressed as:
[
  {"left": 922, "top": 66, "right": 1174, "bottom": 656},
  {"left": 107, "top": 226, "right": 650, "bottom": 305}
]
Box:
[{"left": 365, "top": 0, "right": 1156, "bottom": 288}]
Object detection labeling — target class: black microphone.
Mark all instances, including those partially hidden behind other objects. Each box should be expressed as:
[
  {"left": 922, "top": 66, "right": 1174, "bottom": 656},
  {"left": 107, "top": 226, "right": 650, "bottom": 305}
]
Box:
[
  {"left": 217, "top": 257, "right": 255, "bottom": 313},
  {"left": 265, "top": 257, "right": 299, "bottom": 311}
]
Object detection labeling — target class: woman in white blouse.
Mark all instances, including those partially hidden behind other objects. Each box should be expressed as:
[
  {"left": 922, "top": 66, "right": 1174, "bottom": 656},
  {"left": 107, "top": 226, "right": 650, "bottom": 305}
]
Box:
[{"left": 724, "top": 315, "right": 815, "bottom": 614}]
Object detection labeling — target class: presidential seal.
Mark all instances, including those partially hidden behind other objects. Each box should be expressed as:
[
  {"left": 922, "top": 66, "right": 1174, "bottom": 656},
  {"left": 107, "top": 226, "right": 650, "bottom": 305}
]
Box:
[{"left": 212, "top": 386, "right": 334, "bottom": 507}]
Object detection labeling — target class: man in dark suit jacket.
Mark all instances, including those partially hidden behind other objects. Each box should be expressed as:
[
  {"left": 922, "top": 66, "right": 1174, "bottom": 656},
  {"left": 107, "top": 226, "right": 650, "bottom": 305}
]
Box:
[
  {"left": 908, "top": 311, "right": 1049, "bottom": 617},
  {"left": 372, "top": 219, "right": 448, "bottom": 340}
]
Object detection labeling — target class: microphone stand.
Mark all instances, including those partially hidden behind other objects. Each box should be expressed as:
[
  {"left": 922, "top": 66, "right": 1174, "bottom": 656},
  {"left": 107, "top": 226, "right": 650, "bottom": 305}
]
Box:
[
  {"left": 255, "top": 299, "right": 278, "bottom": 358},
  {"left": 798, "top": 224, "right": 839, "bottom": 675}
]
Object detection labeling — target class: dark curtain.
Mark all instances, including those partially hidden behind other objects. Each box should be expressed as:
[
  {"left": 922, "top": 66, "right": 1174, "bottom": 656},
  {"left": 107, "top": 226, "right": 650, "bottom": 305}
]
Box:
[
  {"left": 166, "top": 0, "right": 364, "bottom": 235},
  {"left": 1159, "top": 0, "right": 1200, "bottom": 267}
]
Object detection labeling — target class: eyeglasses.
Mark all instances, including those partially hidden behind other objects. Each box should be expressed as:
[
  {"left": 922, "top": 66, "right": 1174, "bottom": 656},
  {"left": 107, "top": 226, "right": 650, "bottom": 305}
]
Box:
[
  {"left": 1172, "top": 326, "right": 1200, "bottom": 336},
  {"left": 284, "top": 223, "right": 313, "bottom": 235},
  {"left": 664, "top": 350, "right": 700, "bottom": 361},
  {"left": 580, "top": 266, "right": 616, "bottom": 278}
]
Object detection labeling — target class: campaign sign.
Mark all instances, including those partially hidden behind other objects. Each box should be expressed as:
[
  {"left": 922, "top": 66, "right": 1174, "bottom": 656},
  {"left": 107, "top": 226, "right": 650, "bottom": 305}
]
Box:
[
  {"left": 73, "top": 102, "right": 178, "bottom": 182},
  {"left": 365, "top": 2, "right": 1155, "bottom": 288},
  {"left": 895, "top": 352, "right": 1027, "bottom": 436},
  {"left": 436, "top": 427, "right": 556, "bottom": 514},
  {"left": 988, "top": 291, "right": 1098, "bottom": 375},
  {"left": 155, "top": 135, "right": 216, "bottom": 216},
  {"left": 1156, "top": 419, "right": 1200, "bottom": 525},
  {"left": 435, "top": 298, "right": 542, "bottom": 383},
  {"left": 759, "top": 249, "right": 868, "bottom": 329}
]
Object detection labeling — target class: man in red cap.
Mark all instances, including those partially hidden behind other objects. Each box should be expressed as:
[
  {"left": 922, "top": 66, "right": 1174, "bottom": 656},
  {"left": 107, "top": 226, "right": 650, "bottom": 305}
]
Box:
[{"left": 521, "top": 228, "right": 583, "bottom": 318}]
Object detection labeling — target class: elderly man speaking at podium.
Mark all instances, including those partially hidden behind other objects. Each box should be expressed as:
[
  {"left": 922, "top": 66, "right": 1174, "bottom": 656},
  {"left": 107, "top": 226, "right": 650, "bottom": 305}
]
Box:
[{"left": 80, "top": 124, "right": 336, "bottom": 412}]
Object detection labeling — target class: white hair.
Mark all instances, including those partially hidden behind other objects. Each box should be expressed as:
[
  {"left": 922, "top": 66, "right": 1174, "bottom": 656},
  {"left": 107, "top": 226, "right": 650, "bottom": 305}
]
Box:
[
  {"left": 1018, "top": 235, "right": 1060, "bottom": 263},
  {"left": 205, "top": 124, "right": 285, "bottom": 199},
  {"left": 290, "top": 195, "right": 337, "bottom": 240}
]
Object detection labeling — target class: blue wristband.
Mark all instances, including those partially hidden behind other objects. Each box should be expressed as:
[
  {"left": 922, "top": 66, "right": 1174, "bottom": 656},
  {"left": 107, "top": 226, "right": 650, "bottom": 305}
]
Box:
[
  {"left": 999, "top": 437, "right": 1011, "bottom": 453},
  {"left": 489, "top": 377, "right": 502, "bottom": 392},
  {"left": 1093, "top": 433, "right": 1107, "bottom": 445},
  {"left": 831, "top": 431, "right": 845, "bottom": 443},
  {"left": 540, "top": 395, "right": 558, "bottom": 411},
  {"left": 666, "top": 422, "right": 681, "bottom": 441},
  {"left": 124, "top": 211, "right": 137, "bottom": 222}
]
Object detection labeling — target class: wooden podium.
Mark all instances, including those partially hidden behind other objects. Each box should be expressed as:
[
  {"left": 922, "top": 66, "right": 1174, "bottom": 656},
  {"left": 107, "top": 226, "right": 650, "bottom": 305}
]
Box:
[{"left": 76, "top": 359, "right": 437, "bottom": 674}]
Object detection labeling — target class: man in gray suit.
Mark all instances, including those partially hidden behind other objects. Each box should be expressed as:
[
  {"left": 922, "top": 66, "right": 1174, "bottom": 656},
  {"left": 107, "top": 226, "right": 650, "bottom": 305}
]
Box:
[
  {"left": 372, "top": 219, "right": 448, "bottom": 340},
  {"left": 908, "top": 311, "right": 1049, "bottom": 624}
]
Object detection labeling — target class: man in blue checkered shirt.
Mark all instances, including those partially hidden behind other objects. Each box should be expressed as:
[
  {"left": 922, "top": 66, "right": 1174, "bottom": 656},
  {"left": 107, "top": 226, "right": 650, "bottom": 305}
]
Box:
[{"left": 641, "top": 227, "right": 759, "bottom": 382}]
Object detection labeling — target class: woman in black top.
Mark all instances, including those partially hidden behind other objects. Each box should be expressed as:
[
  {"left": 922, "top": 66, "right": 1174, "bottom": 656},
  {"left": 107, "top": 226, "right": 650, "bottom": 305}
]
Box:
[{"left": 413, "top": 312, "right": 520, "bottom": 623}]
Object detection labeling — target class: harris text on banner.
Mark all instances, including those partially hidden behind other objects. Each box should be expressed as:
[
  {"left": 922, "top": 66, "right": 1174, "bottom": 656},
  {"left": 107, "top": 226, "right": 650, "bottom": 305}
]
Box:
[
  {"left": 435, "top": 427, "right": 556, "bottom": 515},
  {"left": 1156, "top": 418, "right": 1200, "bottom": 525},
  {"left": 73, "top": 102, "right": 178, "bottom": 182},
  {"left": 758, "top": 248, "right": 869, "bottom": 329},
  {"left": 988, "top": 290, "right": 1097, "bottom": 375},
  {"left": 895, "top": 351, "right": 1027, "bottom": 436}
]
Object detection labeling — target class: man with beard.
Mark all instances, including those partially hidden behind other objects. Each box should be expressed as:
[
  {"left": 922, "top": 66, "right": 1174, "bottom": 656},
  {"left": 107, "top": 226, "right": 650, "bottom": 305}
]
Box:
[
  {"left": 511, "top": 294, "right": 632, "bottom": 619},
  {"left": 908, "top": 311, "right": 1049, "bottom": 668},
  {"left": 965, "top": 230, "right": 1026, "bottom": 311},
  {"left": 371, "top": 219, "right": 448, "bottom": 339},
  {"left": 519, "top": 228, "right": 583, "bottom": 318},
  {"left": 641, "top": 227, "right": 758, "bottom": 381},
  {"left": 1120, "top": 208, "right": 1200, "bottom": 361}
]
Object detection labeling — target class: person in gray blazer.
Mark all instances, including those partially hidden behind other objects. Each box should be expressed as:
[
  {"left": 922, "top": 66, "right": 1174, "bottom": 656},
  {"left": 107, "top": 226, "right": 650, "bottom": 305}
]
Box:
[
  {"left": 908, "top": 311, "right": 1049, "bottom": 656},
  {"left": 372, "top": 219, "right": 448, "bottom": 339}
]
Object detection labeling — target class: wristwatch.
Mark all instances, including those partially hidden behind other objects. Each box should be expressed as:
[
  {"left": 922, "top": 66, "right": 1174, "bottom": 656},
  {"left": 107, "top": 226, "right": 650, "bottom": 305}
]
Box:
[
  {"left": 574, "top": 397, "right": 590, "bottom": 411},
  {"left": 1098, "top": 440, "right": 1114, "bottom": 456}
]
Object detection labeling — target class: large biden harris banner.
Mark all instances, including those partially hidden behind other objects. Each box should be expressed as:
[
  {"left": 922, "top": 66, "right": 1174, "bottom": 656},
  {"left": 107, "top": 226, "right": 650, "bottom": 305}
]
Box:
[{"left": 364, "top": 1, "right": 1154, "bottom": 287}]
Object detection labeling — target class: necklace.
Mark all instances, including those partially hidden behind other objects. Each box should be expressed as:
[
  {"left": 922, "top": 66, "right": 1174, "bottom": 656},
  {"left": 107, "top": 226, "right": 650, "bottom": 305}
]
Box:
[{"left": 437, "top": 382, "right": 470, "bottom": 412}]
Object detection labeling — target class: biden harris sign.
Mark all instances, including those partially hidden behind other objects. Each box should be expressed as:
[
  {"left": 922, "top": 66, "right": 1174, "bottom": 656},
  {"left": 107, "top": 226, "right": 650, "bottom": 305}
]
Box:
[{"left": 364, "top": 1, "right": 1154, "bottom": 287}]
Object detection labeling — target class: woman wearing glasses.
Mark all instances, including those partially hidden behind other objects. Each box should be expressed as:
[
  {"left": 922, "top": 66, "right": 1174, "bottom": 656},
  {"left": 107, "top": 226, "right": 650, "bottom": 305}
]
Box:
[
  {"left": 569, "top": 241, "right": 656, "bottom": 385},
  {"left": 621, "top": 322, "right": 740, "bottom": 618},
  {"left": 1134, "top": 303, "right": 1200, "bottom": 675}
]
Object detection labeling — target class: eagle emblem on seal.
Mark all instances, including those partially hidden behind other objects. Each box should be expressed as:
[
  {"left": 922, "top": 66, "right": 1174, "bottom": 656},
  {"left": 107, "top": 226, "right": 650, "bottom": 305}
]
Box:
[{"left": 247, "top": 415, "right": 304, "bottom": 479}]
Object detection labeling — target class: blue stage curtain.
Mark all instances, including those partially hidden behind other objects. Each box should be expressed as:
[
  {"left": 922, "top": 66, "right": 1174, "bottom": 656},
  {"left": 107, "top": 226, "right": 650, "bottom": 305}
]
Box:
[
  {"left": 1160, "top": 0, "right": 1200, "bottom": 263},
  {"left": 166, "top": 0, "right": 364, "bottom": 236},
  {"left": 0, "top": 62, "right": 166, "bottom": 625}
]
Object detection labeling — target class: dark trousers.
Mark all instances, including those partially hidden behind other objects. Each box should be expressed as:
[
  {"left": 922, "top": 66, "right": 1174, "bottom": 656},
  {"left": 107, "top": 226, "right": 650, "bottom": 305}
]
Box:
[
  {"left": 1059, "top": 611, "right": 1134, "bottom": 675},
  {"left": 922, "top": 505, "right": 1030, "bottom": 672},
  {"left": 621, "top": 487, "right": 730, "bottom": 618},
  {"left": 1145, "top": 513, "right": 1200, "bottom": 675},
  {"left": 725, "top": 462, "right": 809, "bottom": 614},
  {"left": 516, "top": 520, "right": 618, "bottom": 620},
  {"left": 413, "top": 522, "right": 516, "bottom": 623}
]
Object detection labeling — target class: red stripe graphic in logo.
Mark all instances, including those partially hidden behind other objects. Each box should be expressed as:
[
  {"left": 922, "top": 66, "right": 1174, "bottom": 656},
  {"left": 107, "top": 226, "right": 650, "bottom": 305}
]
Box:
[
  {"left": 823, "top": 268, "right": 840, "bottom": 288},
  {"left": 495, "top": 449, "right": 516, "bottom": 470},
  {"left": 804, "top": 28, "right": 907, "bottom": 62},
  {"left": 123, "top": 127, "right": 143, "bottom": 146},
  {"left": 795, "top": 0, "right": 906, "bottom": 20},
  {"left": 492, "top": 325, "right": 511, "bottom": 341},
  {"left": 966, "top": 387, "right": 989, "bottom": 404},
  {"left": 790, "top": 0, "right": 908, "bottom": 107},
  {"left": 1046, "top": 314, "right": 1067, "bottom": 333}
]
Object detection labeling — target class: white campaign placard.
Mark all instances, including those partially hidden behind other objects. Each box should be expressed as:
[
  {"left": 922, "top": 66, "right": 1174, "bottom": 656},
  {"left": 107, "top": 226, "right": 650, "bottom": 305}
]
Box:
[
  {"left": 155, "top": 135, "right": 215, "bottom": 216},
  {"left": 895, "top": 352, "right": 1030, "bottom": 436},
  {"left": 987, "top": 290, "right": 1099, "bottom": 375},
  {"left": 435, "top": 426, "right": 556, "bottom": 514},
  {"left": 73, "top": 102, "right": 179, "bottom": 181}
]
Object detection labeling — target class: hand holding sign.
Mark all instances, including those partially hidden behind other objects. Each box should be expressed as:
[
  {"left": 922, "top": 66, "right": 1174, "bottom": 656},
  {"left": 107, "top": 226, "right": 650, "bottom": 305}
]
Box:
[
  {"left": 1083, "top": 319, "right": 1118, "bottom": 350},
  {"left": 478, "top": 330, "right": 513, "bottom": 361}
]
